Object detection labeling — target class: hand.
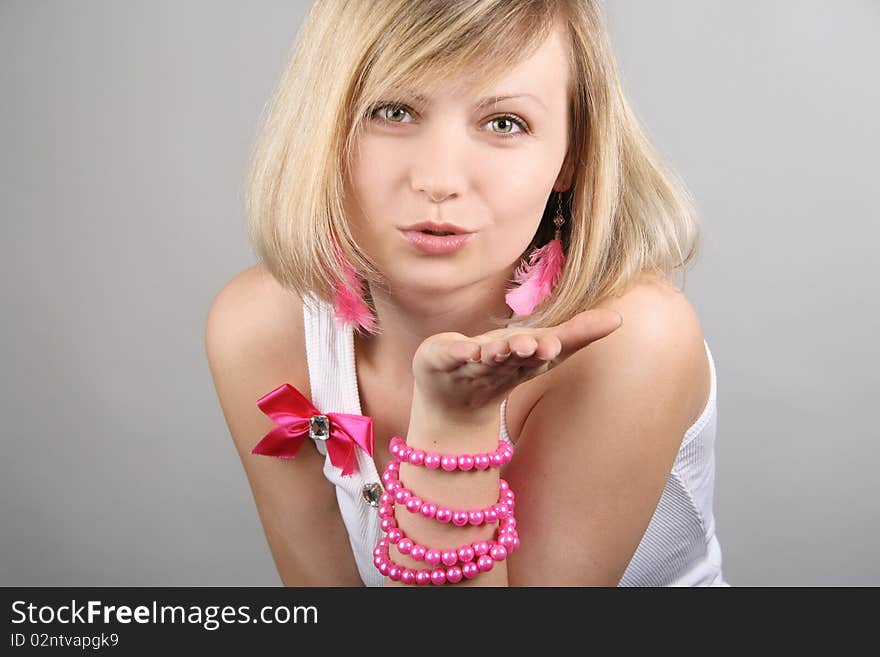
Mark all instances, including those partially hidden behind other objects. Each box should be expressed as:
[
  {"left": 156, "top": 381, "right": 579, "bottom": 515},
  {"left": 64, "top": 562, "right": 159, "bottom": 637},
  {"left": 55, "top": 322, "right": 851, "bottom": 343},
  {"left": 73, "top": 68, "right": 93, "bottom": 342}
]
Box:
[{"left": 411, "top": 308, "right": 624, "bottom": 427}]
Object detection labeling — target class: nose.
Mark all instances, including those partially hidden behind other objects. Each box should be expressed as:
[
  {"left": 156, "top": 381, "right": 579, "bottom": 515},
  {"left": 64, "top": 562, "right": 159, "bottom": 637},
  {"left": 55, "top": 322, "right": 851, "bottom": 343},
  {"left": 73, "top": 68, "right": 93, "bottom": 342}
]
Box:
[{"left": 410, "top": 122, "right": 468, "bottom": 203}]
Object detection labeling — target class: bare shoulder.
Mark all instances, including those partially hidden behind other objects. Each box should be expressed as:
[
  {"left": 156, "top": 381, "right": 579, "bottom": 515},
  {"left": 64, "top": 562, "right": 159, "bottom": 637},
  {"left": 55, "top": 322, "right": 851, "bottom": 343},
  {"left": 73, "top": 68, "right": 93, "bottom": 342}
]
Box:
[
  {"left": 206, "top": 263, "right": 304, "bottom": 355},
  {"left": 580, "top": 271, "right": 709, "bottom": 428},
  {"left": 205, "top": 263, "right": 311, "bottom": 436},
  {"left": 503, "top": 272, "right": 711, "bottom": 585},
  {"left": 205, "top": 263, "right": 363, "bottom": 586}
]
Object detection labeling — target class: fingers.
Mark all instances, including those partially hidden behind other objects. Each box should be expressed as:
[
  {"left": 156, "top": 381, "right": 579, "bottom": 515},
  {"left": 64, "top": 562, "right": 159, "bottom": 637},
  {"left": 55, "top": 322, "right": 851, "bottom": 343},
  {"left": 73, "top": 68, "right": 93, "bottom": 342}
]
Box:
[
  {"left": 426, "top": 309, "right": 622, "bottom": 374},
  {"left": 479, "top": 309, "right": 621, "bottom": 371},
  {"left": 480, "top": 333, "right": 561, "bottom": 370},
  {"left": 448, "top": 340, "right": 481, "bottom": 366},
  {"left": 422, "top": 333, "right": 481, "bottom": 372},
  {"left": 480, "top": 339, "right": 515, "bottom": 364}
]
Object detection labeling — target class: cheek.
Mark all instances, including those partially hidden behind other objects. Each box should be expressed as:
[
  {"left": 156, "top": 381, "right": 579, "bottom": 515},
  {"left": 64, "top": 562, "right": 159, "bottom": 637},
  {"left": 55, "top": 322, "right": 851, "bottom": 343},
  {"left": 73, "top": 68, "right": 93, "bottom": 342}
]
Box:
[
  {"left": 475, "top": 222, "right": 538, "bottom": 274},
  {"left": 479, "top": 159, "right": 560, "bottom": 256},
  {"left": 346, "top": 140, "right": 397, "bottom": 224}
]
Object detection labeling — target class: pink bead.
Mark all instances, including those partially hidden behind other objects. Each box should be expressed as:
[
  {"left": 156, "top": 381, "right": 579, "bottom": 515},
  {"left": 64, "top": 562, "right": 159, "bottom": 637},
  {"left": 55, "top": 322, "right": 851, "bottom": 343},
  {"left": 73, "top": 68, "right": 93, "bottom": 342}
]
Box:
[
  {"left": 441, "top": 550, "right": 459, "bottom": 567},
  {"left": 424, "top": 453, "right": 442, "bottom": 469},
  {"left": 457, "top": 454, "right": 475, "bottom": 471},
  {"left": 490, "top": 452, "right": 504, "bottom": 467},
  {"left": 498, "top": 533, "right": 515, "bottom": 550},
  {"left": 425, "top": 549, "right": 442, "bottom": 567},
  {"left": 390, "top": 442, "right": 401, "bottom": 457},
  {"left": 435, "top": 507, "right": 453, "bottom": 524},
  {"left": 441, "top": 455, "right": 458, "bottom": 471},
  {"left": 474, "top": 454, "right": 490, "bottom": 470},
  {"left": 489, "top": 544, "right": 508, "bottom": 561},
  {"left": 408, "top": 450, "right": 426, "bottom": 466},
  {"left": 372, "top": 472, "right": 520, "bottom": 584},
  {"left": 473, "top": 541, "right": 490, "bottom": 557},
  {"left": 399, "top": 446, "right": 413, "bottom": 461}
]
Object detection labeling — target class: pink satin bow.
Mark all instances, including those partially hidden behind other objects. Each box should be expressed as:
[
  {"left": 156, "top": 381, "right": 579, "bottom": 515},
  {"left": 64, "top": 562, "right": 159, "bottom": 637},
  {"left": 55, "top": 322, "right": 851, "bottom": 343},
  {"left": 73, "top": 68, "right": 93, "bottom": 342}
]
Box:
[{"left": 251, "top": 383, "right": 374, "bottom": 477}]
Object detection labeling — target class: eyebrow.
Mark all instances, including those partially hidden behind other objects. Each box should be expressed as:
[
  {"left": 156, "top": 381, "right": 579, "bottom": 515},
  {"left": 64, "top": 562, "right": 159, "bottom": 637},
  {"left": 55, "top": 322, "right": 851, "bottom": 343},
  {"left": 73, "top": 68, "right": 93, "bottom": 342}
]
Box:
[{"left": 401, "top": 92, "right": 547, "bottom": 112}]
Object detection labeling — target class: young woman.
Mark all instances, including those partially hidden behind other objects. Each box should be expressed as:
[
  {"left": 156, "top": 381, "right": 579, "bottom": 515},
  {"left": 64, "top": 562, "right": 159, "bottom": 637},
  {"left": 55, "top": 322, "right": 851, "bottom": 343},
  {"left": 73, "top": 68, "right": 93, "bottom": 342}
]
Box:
[{"left": 207, "top": 0, "right": 729, "bottom": 587}]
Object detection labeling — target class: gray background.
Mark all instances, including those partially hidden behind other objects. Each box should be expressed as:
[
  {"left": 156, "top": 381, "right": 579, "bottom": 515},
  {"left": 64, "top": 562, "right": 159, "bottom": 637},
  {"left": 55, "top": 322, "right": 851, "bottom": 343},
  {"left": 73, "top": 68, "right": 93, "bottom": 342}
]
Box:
[{"left": 1, "top": 1, "right": 877, "bottom": 586}]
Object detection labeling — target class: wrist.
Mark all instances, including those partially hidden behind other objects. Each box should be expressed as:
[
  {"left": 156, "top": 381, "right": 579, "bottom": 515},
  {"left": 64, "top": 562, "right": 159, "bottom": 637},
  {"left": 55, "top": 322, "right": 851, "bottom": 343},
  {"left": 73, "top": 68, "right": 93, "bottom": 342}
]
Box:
[
  {"left": 407, "top": 387, "right": 501, "bottom": 451},
  {"left": 377, "top": 457, "right": 517, "bottom": 587}
]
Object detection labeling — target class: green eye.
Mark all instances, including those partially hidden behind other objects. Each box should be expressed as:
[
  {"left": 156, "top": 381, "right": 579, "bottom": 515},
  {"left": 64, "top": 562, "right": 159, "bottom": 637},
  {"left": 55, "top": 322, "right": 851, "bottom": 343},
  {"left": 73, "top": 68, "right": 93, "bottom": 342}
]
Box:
[{"left": 368, "top": 102, "right": 530, "bottom": 140}]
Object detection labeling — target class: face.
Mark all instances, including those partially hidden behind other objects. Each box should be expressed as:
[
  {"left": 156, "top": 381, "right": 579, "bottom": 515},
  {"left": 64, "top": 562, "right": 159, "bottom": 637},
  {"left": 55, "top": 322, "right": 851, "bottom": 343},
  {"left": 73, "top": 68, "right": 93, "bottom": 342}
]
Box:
[{"left": 344, "top": 22, "right": 572, "bottom": 295}]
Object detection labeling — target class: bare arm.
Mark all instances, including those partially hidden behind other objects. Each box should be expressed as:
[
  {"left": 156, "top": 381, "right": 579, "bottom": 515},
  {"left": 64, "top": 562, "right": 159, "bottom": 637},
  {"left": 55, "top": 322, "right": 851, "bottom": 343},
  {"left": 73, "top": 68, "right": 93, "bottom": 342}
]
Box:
[{"left": 205, "top": 267, "right": 363, "bottom": 586}]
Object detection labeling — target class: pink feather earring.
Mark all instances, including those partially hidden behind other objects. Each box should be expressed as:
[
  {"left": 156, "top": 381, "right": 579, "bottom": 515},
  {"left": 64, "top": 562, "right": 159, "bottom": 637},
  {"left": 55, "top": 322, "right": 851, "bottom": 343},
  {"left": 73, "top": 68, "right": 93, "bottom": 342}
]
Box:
[
  {"left": 331, "top": 238, "right": 379, "bottom": 334},
  {"left": 505, "top": 191, "right": 567, "bottom": 316}
]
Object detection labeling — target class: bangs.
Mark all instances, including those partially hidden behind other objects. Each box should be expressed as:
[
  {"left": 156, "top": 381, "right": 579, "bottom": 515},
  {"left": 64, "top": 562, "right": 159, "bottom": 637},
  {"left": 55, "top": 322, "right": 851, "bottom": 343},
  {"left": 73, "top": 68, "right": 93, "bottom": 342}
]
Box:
[{"left": 344, "top": 0, "right": 565, "bottom": 161}]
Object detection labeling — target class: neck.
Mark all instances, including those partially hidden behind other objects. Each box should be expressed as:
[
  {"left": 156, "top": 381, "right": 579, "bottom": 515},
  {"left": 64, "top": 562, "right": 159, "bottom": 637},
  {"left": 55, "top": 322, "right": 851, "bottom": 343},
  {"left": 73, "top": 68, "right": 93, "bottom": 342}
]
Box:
[{"left": 354, "top": 273, "right": 517, "bottom": 381}]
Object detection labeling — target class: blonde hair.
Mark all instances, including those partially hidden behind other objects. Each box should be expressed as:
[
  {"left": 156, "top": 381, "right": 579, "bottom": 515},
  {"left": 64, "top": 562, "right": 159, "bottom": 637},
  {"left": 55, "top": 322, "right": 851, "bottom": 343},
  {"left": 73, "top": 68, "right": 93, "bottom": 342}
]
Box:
[{"left": 245, "top": 0, "right": 702, "bottom": 333}]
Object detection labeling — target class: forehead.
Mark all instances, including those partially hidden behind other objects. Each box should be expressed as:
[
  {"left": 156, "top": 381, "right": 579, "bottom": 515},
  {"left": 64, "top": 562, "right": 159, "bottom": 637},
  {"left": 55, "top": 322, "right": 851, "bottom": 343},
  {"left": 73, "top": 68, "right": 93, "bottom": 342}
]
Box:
[
  {"left": 391, "top": 22, "right": 570, "bottom": 106},
  {"left": 494, "top": 22, "right": 570, "bottom": 90}
]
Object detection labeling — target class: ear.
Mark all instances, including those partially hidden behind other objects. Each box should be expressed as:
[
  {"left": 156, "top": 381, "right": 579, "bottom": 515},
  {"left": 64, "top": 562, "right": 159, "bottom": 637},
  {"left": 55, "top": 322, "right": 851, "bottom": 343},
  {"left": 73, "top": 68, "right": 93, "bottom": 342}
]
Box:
[{"left": 553, "top": 151, "right": 576, "bottom": 192}]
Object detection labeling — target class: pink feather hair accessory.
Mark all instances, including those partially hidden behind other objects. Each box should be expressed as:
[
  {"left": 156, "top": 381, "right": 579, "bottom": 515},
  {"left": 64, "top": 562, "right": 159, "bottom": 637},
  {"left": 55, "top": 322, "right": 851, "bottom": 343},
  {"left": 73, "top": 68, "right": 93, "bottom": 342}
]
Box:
[
  {"left": 331, "top": 240, "right": 379, "bottom": 334},
  {"left": 504, "top": 236, "right": 565, "bottom": 316}
]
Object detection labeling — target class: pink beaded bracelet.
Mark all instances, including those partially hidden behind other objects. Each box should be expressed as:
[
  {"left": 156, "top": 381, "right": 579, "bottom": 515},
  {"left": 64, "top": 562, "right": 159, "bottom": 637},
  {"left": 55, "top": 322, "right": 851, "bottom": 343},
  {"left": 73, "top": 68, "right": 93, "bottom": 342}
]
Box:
[
  {"left": 374, "top": 531, "right": 518, "bottom": 585},
  {"left": 390, "top": 435, "right": 513, "bottom": 471},
  {"left": 380, "top": 461, "right": 515, "bottom": 527},
  {"left": 378, "top": 513, "right": 519, "bottom": 568}
]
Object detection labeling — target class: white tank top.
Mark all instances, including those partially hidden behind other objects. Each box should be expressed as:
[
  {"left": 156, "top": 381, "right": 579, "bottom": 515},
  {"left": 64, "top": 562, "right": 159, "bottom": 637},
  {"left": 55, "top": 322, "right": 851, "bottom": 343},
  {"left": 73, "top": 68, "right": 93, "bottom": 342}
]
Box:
[{"left": 301, "top": 293, "right": 730, "bottom": 587}]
